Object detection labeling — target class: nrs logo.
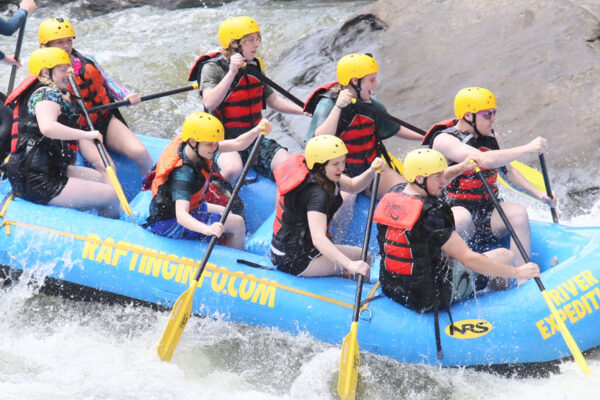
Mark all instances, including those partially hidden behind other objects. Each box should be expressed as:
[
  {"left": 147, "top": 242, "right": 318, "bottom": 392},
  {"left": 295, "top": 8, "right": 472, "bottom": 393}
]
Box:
[{"left": 445, "top": 319, "right": 492, "bottom": 339}]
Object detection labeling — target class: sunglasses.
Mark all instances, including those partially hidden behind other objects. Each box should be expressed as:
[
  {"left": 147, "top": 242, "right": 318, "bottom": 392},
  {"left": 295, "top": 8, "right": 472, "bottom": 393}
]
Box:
[{"left": 477, "top": 109, "right": 497, "bottom": 120}]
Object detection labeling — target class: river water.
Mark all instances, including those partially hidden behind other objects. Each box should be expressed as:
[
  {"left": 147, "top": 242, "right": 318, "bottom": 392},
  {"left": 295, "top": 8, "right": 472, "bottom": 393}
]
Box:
[{"left": 1, "top": 1, "right": 599, "bottom": 399}]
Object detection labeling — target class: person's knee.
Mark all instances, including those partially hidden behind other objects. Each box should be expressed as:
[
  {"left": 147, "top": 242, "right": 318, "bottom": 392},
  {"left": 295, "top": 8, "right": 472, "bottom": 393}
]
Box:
[
  {"left": 270, "top": 148, "right": 289, "bottom": 171},
  {"left": 507, "top": 205, "right": 529, "bottom": 227},
  {"left": 452, "top": 206, "right": 474, "bottom": 236},
  {"left": 228, "top": 214, "right": 246, "bottom": 234}
]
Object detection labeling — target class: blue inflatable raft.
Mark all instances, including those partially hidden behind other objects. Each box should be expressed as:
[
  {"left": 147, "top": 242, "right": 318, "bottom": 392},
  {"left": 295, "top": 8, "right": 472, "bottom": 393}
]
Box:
[{"left": 1, "top": 135, "right": 599, "bottom": 370}]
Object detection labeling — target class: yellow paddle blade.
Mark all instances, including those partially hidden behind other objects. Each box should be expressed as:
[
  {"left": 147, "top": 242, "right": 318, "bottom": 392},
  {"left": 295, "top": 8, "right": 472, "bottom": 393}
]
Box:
[
  {"left": 156, "top": 282, "right": 197, "bottom": 361},
  {"left": 105, "top": 165, "right": 133, "bottom": 218},
  {"left": 510, "top": 160, "right": 545, "bottom": 193},
  {"left": 338, "top": 321, "right": 360, "bottom": 400},
  {"left": 542, "top": 291, "right": 591, "bottom": 374},
  {"left": 387, "top": 154, "right": 404, "bottom": 176}
]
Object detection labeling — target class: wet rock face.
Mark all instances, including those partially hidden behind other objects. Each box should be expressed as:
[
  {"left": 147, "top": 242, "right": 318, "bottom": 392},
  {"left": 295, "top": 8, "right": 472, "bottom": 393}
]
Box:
[{"left": 272, "top": 0, "right": 600, "bottom": 186}]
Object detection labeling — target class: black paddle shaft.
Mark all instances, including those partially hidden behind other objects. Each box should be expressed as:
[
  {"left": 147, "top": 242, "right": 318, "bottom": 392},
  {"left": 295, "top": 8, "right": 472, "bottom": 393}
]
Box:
[
  {"left": 7, "top": 19, "right": 26, "bottom": 94},
  {"left": 476, "top": 169, "right": 545, "bottom": 291},
  {"left": 539, "top": 154, "right": 559, "bottom": 223},
  {"left": 87, "top": 84, "right": 198, "bottom": 114},
  {"left": 67, "top": 74, "right": 111, "bottom": 166},
  {"left": 191, "top": 134, "right": 265, "bottom": 283},
  {"left": 354, "top": 101, "right": 426, "bottom": 136},
  {"left": 351, "top": 171, "right": 381, "bottom": 322},
  {"left": 251, "top": 69, "right": 305, "bottom": 109}
]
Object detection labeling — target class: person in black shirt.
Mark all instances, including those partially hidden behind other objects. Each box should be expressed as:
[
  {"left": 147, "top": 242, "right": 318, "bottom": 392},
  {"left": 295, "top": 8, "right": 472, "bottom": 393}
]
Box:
[{"left": 271, "top": 135, "right": 383, "bottom": 279}]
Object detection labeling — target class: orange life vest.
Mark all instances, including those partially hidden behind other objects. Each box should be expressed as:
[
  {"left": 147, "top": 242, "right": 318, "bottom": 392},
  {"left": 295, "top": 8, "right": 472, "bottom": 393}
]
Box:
[
  {"left": 373, "top": 191, "right": 423, "bottom": 275},
  {"left": 69, "top": 50, "right": 112, "bottom": 127},
  {"left": 150, "top": 136, "right": 211, "bottom": 212}
]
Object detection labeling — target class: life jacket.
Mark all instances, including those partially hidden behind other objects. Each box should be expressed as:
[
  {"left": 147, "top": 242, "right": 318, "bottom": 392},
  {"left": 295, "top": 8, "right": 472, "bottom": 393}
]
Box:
[
  {"left": 305, "top": 82, "right": 377, "bottom": 170},
  {"left": 69, "top": 49, "right": 112, "bottom": 128},
  {"left": 190, "top": 52, "right": 266, "bottom": 138},
  {"left": 423, "top": 119, "right": 500, "bottom": 201},
  {"left": 272, "top": 153, "right": 311, "bottom": 237},
  {"left": 148, "top": 136, "right": 211, "bottom": 214},
  {"left": 373, "top": 191, "right": 423, "bottom": 275},
  {"left": 5, "top": 76, "right": 79, "bottom": 157},
  {"left": 375, "top": 186, "right": 454, "bottom": 312},
  {"left": 4, "top": 78, "right": 78, "bottom": 186},
  {"left": 271, "top": 153, "right": 340, "bottom": 256}
]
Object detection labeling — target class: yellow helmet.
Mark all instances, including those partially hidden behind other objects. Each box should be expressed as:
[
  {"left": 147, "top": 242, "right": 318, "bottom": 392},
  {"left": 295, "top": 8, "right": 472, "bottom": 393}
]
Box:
[
  {"left": 305, "top": 135, "right": 348, "bottom": 169},
  {"left": 38, "top": 17, "right": 76, "bottom": 46},
  {"left": 218, "top": 16, "right": 260, "bottom": 49},
  {"left": 181, "top": 112, "right": 225, "bottom": 143},
  {"left": 403, "top": 148, "right": 448, "bottom": 183},
  {"left": 28, "top": 47, "right": 71, "bottom": 76},
  {"left": 454, "top": 87, "right": 497, "bottom": 119},
  {"left": 336, "top": 53, "right": 379, "bottom": 86}
]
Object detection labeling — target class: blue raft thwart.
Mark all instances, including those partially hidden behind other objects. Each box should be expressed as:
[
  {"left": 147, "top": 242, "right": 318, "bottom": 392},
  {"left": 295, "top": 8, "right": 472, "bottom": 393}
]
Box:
[{"left": 1, "top": 134, "right": 599, "bottom": 369}]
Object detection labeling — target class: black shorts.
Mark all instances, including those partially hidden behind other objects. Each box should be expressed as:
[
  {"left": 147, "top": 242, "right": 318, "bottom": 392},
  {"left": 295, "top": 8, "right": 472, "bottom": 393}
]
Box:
[
  {"left": 270, "top": 245, "right": 320, "bottom": 276},
  {"left": 8, "top": 166, "right": 69, "bottom": 205}
]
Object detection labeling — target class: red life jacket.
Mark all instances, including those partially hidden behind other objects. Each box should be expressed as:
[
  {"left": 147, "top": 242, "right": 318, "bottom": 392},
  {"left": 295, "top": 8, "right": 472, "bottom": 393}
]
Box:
[
  {"left": 190, "top": 52, "right": 266, "bottom": 136},
  {"left": 373, "top": 192, "right": 423, "bottom": 275},
  {"left": 423, "top": 119, "right": 500, "bottom": 201},
  {"left": 69, "top": 50, "right": 112, "bottom": 128},
  {"left": 150, "top": 136, "right": 211, "bottom": 212},
  {"left": 305, "top": 82, "right": 377, "bottom": 168},
  {"left": 5, "top": 76, "right": 78, "bottom": 155},
  {"left": 272, "top": 153, "right": 310, "bottom": 236}
]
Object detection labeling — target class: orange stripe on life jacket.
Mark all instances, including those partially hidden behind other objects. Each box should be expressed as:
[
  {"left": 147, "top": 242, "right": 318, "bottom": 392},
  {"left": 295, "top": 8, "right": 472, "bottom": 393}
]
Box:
[
  {"left": 272, "top": 154, "right": 310, "bottom": 236},
  {"left": 6, "top": 76, "right": 40, "bottom": 154},
  {"left": 374, "top": 192, "right": 424, "bottom": 275},
  {"left": 150, "top": 136, "right": 211, "bottom": 211},
  {"left": 69, "top": 54, "right": 111, "bottom": 127}
]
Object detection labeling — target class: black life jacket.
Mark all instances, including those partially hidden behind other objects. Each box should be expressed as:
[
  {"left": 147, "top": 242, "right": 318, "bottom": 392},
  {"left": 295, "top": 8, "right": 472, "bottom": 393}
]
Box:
[
  {"left": 271, "top": 153, "right": 341, "bottom": 257},
  {"left": 424, "top": 119, "right": 501, "bottom": 201},
  {"left": 190, "top": 52, "right": 267, "bottom": 139}
]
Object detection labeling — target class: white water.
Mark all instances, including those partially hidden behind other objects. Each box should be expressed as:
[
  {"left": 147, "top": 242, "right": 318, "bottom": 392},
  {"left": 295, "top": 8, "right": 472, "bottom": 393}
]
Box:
[{"left": 1, "top": 0, "right": 600, "bottom": 398}]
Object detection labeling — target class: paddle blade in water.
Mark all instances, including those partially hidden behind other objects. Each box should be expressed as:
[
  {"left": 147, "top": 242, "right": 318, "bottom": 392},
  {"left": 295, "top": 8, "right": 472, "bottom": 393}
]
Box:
[
  {"left": 156, "top": 282, "right": 196, "bottom": 361},
  {"left": 338, "top": 321, "right": 360, "bottom": 400},
  {"left": 542, "top": 291, "right": 590, "bottom": 374}
]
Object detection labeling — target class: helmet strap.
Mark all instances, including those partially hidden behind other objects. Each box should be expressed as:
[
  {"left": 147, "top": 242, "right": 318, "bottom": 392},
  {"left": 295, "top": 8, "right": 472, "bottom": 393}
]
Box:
[
  {"left": 415, "top": 177, "right": 432, "bottom": 197},
  {"left": 350, "top": 78, "right": 362, "bottom": 99},
  {"left": 464, "top": 113, "right": 482, "bottom": 137}
]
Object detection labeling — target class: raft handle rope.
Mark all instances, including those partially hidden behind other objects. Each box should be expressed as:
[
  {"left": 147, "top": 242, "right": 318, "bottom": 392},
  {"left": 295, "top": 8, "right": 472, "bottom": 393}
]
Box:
[{"left": 236, "top": 258, "right": 276, "bottom": 270}]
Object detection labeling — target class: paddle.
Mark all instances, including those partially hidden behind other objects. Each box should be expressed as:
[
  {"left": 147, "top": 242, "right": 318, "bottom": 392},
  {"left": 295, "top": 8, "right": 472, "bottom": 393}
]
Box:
[
  {"left": 156, "top": 128, "right": 267, "bottom": 362},
  {"left": 67, "top": 73, "right": 134, "bottom": 223},
  {"left": 539, "top": 154, "right": 558, "bottom": 223},
  {"left": 251, "top": 68, "right": 305, "bottom": 108},
  {"left": 337, "top": 168, "right": 381, "bottom": 400},
  {"left": 7, "top": 16, "right": 26, "bottom": 94},
  {"left": 86, "top": 83, "right": 199, "bottom": 114},
  {"left": 475, "top": 167, "right": 590, "bottom": 375}
]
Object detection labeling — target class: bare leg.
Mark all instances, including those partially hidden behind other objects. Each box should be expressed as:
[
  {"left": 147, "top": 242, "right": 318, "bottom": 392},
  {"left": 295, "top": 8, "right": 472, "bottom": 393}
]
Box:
[
  {"left": 376, "top": 167, "right": 406, "bottom": 198},
  {"left": 105, "top": 116, "right": 153, "bottom": 176},
  {"left": 206, "top": 203, "right": 246, "bottom": 250},
  {"left": 269, "top": 148, "right": 289, "bottom": 171},
  {"left": 452, "top": 206, "right": 475, "bottom": 242},
  {"left": 216, "top": 151, "right": 243, "bottom": 185},
  {"left": 299, "top": 244, "right": 370, "bottom": 280},
  {"left": 490, "top": 202, "right": 531, "bottom": 267},
  {"left": 482, "top": 247, "right": 516, "bottom": 290},
  {"left": 78, "top": 138, "right": 111, "bottom": 183},
  {"left": 50, "top": 166, "right": 120, "bottom": 218}
]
